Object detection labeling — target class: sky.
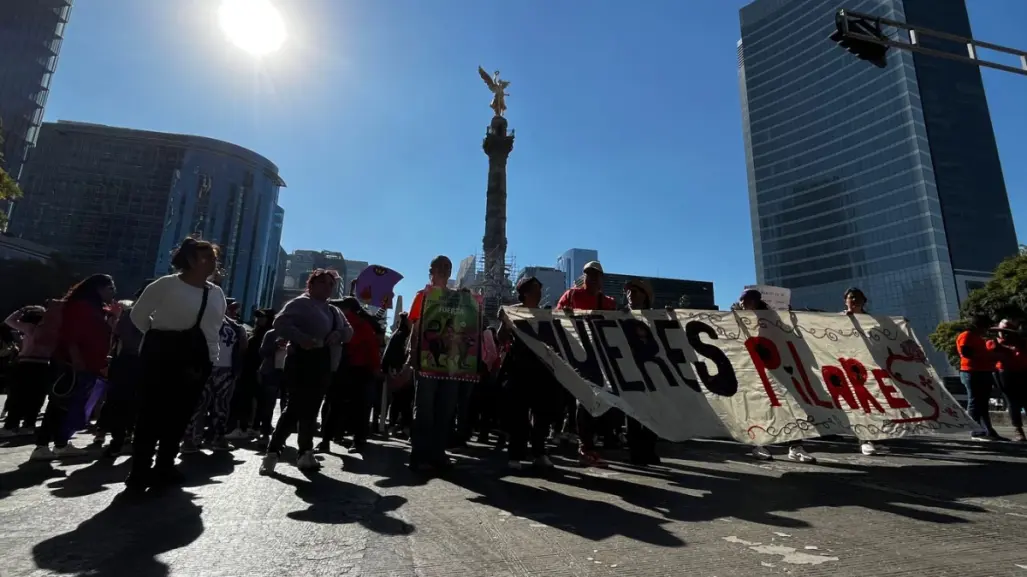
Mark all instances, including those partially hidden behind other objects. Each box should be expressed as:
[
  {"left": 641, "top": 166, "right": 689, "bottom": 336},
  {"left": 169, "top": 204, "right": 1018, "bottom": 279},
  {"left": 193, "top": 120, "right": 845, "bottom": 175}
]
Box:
[{"left": 42, "top": 0, "right": 1027, "bottom": 310}]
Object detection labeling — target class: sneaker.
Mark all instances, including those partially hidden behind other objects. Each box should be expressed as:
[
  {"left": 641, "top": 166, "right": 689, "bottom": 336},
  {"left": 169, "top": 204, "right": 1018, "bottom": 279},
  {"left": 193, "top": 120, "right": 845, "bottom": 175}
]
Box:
[
  {"left": 751, "top": 445, "right": 773, "bottom": 461},
  {"left": 788, "top": 445, "right": 817, "bottom": 464},
  {"left": 224, "top": 428, "right": 249, "bottom": 441},
  {"left": 124, "top": 470, "right": 150, "bottom": 493},
  {"left": 507, "top": 460, "right": 523, "bottom": 470},
  {"left": 1014, "top": 429, "right": 1027, "bottom": 443},
  {"left": 316, "top": 440, "right": 331, "bottom": 453},
  {"left": 210, "top": 437, "right": 231, "bottom": 452},
  {"left": 533, "top": 455, "right": 555, "bottom": 469},
  {"left": 297, "top": 450, "right": 319, "bottom": 471},
  {"left": 180, "top": 439, "right": 200, "bottom": 454},
  {"left": 30, "top": 445, "right": 55, "bottom": 461},
  {"left": 578, "top": 449, "right": 607, "bottom": 468},
  {"left": 54, "top": 443, "right": 91, "bottom": 458},
  {"left": 259, "top": 452, "right": 279, "bottom": 475},
  {"left": 860, "top": 441, "right": 878, "bottom": 456}
]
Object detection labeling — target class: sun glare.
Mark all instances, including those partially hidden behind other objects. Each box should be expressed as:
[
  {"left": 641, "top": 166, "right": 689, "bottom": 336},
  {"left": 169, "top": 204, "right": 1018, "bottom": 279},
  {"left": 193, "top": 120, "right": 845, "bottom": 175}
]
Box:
[{"left": 218, "top": 0, "right": 286, "bottom": 57}]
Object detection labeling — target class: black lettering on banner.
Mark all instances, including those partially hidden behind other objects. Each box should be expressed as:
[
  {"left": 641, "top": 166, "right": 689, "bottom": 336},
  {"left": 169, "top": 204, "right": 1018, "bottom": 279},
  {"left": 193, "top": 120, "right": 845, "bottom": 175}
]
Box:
[
  {"left": 589, "top": 317, "right": 644, "bottom": 394},
  {"left": 684, "top": 320, "right": 739, "bottom": 397},
  {"left": 552, "top": 315, "right": 606, "bottom": 387},
  {"left": 653, "top": 319, "right": 702, "bottom": 393},
  {"left": 512, "top": 319, "right": 563, "bottom": 357},
  {"left": 619, "top": 318, "right": 677, "bottom": 392}
]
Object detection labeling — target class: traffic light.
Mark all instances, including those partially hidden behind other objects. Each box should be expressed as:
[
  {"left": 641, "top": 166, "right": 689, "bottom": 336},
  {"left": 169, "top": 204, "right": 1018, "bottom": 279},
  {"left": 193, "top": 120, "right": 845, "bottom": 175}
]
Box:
[{"left": 830, "top": 10, "right": 889, "bottom": 68}]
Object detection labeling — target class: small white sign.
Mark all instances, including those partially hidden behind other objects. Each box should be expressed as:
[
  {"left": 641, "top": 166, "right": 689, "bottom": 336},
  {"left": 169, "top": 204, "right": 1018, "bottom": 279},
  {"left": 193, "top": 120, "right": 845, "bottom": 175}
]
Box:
[{"left": 745, "top": 284, "right": 791, "bottom": 310}]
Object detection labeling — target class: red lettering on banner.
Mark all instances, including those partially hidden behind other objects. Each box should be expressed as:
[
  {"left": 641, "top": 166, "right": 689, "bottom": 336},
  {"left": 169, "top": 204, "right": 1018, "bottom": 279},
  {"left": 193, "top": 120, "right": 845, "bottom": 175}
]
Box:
[
  {"left": 744, "top": 336, "right": 786, "bottom": 407},
  {"left": 787, "top": 342, "right": 833, "bottom": 408},
  {"left": 871, "top": 368, "right": 911, "bottom": 410},
  {"left": 839, "top": 358, "right": 885, "bottom": 414},
  {"left": 822, "top": 365, "right": 859, "bottom": 410}
]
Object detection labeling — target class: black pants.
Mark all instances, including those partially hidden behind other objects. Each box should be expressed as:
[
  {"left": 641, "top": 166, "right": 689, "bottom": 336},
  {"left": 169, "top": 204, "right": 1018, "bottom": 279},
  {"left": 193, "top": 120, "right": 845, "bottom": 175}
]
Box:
[
  {"left": 388, "top": 384, "right": 414, "bottom": 429},
  {"left": 506, "top": 385, "right": 560, "bottom": 460},
  {"left": 268, "top": 348, "right": 331, "bottom": 455},
  {"left": 227, "top": 372, "right": 258, "bottom": 432},
  {"left": 627, "top": 416, "right": 659, "bottom": 463},
  {"left": 254, "top": 370, "right": 283, "bottom": 436},
  {"left": 997, "top": 370, "right": 1027, "bottom": 429},
  {"left": 345, "top": 370, "right": 376, "bottom": 445},
  {"left": 3, "top": 361, "right": 50, "bottom": 431},
  {"left": 104, "top": 354, "right": 143, "bottom": 449},
  {"left": 131, "top": 330, "right": 210, "bottom": 473}
]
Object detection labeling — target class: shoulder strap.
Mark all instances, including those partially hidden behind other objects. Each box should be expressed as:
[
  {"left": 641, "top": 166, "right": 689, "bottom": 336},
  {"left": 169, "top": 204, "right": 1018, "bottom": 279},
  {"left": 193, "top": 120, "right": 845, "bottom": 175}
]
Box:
[{"left": 193, "top": 285, "right": 210, "bottom": 329}]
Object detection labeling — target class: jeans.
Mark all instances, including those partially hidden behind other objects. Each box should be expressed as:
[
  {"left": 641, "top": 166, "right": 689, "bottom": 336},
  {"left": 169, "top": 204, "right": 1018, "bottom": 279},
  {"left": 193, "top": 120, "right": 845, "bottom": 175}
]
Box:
[
  {"left": 411, "top": 378, "right": 460, "bottom": 465},
  {"left": 37, "top": 368, "right": 97, "bottom": 448},
  {"left": 3, "top": 361, "right": 50, "bottom": 431},
  {"left": 960, "top": 370, "right": 997, "bottom": 435},
  {"left": 997, "top": 370, "right": 1027, "bottom": 429}
]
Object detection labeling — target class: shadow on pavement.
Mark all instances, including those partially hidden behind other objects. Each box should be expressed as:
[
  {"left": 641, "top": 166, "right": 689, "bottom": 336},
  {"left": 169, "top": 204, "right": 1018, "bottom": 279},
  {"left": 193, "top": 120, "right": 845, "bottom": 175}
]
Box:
[
  {"left": 32, "top": 488, "right": 204, "bottom": 577},
  {"left": 0, "top": 461, "right": 66, "bottom": 499}
]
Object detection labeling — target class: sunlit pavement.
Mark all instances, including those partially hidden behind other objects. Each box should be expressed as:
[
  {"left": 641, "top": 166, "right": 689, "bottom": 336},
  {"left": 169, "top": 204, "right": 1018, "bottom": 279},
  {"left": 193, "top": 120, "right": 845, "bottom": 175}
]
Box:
[{"left": 1, "top": 424, "right": 1026, "bottom": 577}]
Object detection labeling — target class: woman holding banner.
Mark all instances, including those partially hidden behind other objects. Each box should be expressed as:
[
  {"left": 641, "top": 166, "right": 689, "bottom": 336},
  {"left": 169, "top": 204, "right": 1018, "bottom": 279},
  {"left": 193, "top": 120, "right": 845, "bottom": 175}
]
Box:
[
  {"left": 843, "top": 287, "right": 881, "bottom": 456},
  {"left": 741, "top": 289, "right": 817, "bottom": 464},
  {"left": 624, "top": 278, "right": 661, "bottom": 466}
]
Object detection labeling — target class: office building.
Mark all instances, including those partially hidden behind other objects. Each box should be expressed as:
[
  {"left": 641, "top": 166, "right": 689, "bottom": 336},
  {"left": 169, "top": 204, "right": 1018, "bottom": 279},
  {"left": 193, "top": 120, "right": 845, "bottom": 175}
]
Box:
[
  {"left": 456, "top": 255, "right": 477, "bottom": 288},
  {"left": 516, "top": 266, "right": 567, "bottom": 306},
  {"left": 0, "top": 234, "right": 54, "bottom": 263},
  {"left": 557, "top": 248, "right": 599, "bottom": 290},
  {"left": 279, "top": 249, "right": 347, "bottom": 304},
  {"left": 0, "top": 0, "right": 72, "bottom": 183},
  {"left": 738, "top": 0, "right": 1017, "bottom": 372},
  {"left": 9, "top": 121, "right": 286, "bottom": 312},
  {"left": 344, "top": 260, "right": 370, "bottom": 292}
]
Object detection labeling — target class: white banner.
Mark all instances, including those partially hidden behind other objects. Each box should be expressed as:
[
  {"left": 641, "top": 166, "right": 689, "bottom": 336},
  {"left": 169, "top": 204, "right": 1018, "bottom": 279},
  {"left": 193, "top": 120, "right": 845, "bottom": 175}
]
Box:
[
  {"left": 502, "top": 307, "right": 974, "bottom": 445},
  {"left": 745, "top": 284, "right": 791, "bottom": 310}
]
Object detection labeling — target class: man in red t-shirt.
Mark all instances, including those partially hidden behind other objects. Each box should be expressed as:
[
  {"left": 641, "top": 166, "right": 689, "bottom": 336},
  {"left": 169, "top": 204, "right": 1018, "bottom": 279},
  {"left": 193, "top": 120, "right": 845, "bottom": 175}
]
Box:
[{"left": 554, "top": 260, "right": 616, "bottom": 467}]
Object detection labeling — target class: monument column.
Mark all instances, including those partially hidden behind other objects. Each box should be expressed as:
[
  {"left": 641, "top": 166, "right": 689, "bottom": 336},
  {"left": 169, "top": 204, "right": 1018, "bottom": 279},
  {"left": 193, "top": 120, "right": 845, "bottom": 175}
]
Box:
[{"left": 482, "top": 114, "right": 514, "bottom": 293}]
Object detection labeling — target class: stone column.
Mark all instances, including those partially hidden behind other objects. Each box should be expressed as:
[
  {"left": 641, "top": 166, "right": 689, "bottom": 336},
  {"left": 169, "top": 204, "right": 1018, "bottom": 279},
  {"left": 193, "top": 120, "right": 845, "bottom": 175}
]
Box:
[{"left": 481, "top": 115, "right": 514, "bottom": 306}]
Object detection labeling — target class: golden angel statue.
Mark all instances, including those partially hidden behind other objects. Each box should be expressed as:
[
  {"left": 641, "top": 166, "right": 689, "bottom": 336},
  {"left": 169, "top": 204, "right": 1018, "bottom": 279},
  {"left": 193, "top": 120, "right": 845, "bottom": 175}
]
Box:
[{"left": 478, "top": 66, "right": 510, "bottom": 117}]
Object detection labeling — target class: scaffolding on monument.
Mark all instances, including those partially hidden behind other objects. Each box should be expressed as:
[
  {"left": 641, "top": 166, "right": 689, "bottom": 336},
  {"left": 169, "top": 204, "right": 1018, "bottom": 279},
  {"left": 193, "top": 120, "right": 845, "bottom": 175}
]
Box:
[{"left": 468, "top": 248, "right": 516, "bottom": 322}]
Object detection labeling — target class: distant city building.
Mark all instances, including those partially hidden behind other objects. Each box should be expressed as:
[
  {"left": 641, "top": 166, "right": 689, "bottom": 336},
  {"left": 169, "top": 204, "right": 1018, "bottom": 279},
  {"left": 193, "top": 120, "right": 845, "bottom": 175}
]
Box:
[
  {"left": 0, "top": 1, "right": 72, "bottom": 185},
  {"left": 344, "top": 260, "right": 369, "bottom": 293},
  {"left": 738, "top": 0, "right": 1017, "bottom": 372},
  {"left": 0, "top": 234, "right": 54, "bottom": 263},
  {"left": 557, "top": 248, "right": 598, "bottom": 290},
  {"left": 278, "top": 249, "right": 347, "bottom": 305},
  {"left": 575, "top": 272, "right": 716, "bottom": 310},
  {"left": 9, "top": 121, "right": 285, "bottom": 310},
  {"left": 456, "top": 255, "right": 477, "bottom": 288},
  {"left": 516, "top": 266, "right": 566, "bottom": 306}
]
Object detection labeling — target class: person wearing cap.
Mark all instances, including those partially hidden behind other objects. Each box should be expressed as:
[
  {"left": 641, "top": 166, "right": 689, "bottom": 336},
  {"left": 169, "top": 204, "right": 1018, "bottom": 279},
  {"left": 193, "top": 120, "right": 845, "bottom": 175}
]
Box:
[
  {"left": 555, "top": 261, "right": 617, "bottom": 467},
  {"left": 623, "top": 278, "right": 662, "bottom": 466},
  {"left": 957, "top": 314, "right": 1003, "bottom": 440},
  {"left": 987, "top": 319, "right": 1026, "bottom": 442},
  {"left": 500, "top": 276, "right": 559, "bottom": 470},
  {"left": 738, "top": 289, "right": 816, "bottom": 464}
]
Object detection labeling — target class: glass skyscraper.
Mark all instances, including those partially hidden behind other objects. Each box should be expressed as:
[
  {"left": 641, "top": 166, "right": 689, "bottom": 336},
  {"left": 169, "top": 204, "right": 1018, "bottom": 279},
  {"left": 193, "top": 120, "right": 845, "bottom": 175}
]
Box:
[
  {"left": 0, "top": 0, "right": 72, "bottom": 181},
  {"left": 10, "top": 121, "right": 285, "bottom": 313},
  {"left": 557, "top": 248, "right": 599, "bottom": 290},
  {"left": 738, "top": 0, "right": 1017, "bottom": 372}
]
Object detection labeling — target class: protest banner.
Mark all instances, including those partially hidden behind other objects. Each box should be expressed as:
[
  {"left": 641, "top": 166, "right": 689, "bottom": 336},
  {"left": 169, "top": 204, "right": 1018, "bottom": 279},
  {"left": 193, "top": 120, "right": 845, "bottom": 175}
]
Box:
[
  {"left": 501, "top": 307, "right": 975, "bottom": 445},
  {"left": 744, "top": 284, "right": 791, "bottom": 311},
  {"left": 415, "top": 286, "right": 482, "bottom": 382}
]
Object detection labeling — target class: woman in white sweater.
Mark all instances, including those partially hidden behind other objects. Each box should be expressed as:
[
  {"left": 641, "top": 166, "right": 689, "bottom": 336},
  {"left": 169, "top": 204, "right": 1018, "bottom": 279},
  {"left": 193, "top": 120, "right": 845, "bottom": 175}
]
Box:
[{"left": 125, "top": 238, "right": 227, "bottom": 492}]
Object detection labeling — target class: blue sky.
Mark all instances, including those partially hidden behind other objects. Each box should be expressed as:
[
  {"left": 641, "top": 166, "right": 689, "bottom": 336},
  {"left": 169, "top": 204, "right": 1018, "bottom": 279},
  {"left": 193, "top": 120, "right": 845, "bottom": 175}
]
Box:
[{"left": 43, "top": 0, "right": 1026, "bottom": 310}]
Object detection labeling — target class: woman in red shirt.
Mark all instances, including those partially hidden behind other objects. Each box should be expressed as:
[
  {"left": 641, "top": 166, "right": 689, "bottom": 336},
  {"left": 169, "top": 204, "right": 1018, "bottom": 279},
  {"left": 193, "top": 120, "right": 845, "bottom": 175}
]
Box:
[
  {"left": 987, "top": 319, "right": 1026, "bottom": 442},
  {"left": 957, "top": 314, "right": 1001, "bottom": 440},
  {"left": 31, "top": 274, "right": 116, "bottom": 460}
]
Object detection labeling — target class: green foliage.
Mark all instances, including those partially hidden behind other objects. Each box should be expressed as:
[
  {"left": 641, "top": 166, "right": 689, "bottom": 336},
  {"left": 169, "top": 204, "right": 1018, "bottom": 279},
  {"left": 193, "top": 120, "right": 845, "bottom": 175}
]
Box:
[
  {"left": 929, "top": 247, "right": 1027, "bottom": 368},
  {"left": 0, "top": 256, "right": 79, "bottom": 316},
  {"left": 0, "top": 126, "right": 24, "bottom": 230}
]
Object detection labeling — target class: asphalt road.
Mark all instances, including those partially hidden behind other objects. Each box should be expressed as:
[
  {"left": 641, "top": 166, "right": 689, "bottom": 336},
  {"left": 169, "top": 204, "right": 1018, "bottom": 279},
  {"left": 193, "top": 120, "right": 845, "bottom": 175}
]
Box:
[{"left": 1, "top": 424, "right": 1026, "bottom": 577}]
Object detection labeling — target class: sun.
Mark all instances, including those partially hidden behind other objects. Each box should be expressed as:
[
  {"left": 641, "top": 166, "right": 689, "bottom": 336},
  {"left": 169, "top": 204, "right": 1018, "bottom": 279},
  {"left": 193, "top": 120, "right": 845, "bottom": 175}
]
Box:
[{"left": 218, "top": 0, "right": 286, "bottom": 56}]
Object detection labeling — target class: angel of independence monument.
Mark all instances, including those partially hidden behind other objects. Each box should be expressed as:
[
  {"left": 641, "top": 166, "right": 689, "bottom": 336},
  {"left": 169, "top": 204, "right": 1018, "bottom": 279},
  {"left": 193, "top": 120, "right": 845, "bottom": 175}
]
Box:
[{"left": 475, "top": 66, "right": 516, "bottom": 319}]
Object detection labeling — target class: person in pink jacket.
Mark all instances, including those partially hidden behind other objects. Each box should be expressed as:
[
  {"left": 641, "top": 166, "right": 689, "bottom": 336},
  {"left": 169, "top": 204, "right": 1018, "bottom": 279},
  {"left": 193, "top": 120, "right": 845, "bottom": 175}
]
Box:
[{"left": 2, "top": 306, "right": 51, "bottom": 437}]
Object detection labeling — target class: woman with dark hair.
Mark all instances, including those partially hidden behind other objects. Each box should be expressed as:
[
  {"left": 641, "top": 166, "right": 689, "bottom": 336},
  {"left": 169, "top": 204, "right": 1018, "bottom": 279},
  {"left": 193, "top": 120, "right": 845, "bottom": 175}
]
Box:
[
  {"left": 841, "top": 287, "right": 882, "bottom": 456},
  {"left": 957, "top": 314, "right": 1002, "bottom": 440},
  {"left": 260, "top": 269, "right": 351, "bottom": 475},
  {"left": 125, "top": 238, "right": 227, "bottom": 491},
  {"left": 2, "top": 306, "right": 49, "bottom": 437},
  {"left": 30, "top": 274, "right": 117, "bottom": 460},
  {"left": 383, "top": 312, "right": 414, "bottom": 435}
]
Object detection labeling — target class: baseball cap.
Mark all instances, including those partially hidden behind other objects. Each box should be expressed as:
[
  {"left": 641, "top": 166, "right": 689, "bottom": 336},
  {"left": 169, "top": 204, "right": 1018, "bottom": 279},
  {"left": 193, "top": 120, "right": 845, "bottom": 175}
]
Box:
[
  {"left": 583, "top": 261, "right": 604, "bottom": 274},
  {"left": 624, "top": 278, "right": 654, "bottom": 304}
]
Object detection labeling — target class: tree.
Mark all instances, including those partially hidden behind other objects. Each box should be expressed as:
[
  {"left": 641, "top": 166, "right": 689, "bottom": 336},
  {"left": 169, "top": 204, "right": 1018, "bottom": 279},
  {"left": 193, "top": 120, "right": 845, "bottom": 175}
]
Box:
[
  {"left": 0, "top": 123, "right": 24, "bottom": 231},
  {"left": 929, "top": 246, "right": 1027, "bottom": 368},
  {"left": 0, "top": 255, "right": 79, "bottom": 316}
]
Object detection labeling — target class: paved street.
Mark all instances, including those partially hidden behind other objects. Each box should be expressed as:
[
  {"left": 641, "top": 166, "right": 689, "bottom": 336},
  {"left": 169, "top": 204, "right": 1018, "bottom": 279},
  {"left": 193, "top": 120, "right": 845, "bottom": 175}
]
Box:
[{"left": 2, "top": 425, "right": 1026, "bottom": 577}]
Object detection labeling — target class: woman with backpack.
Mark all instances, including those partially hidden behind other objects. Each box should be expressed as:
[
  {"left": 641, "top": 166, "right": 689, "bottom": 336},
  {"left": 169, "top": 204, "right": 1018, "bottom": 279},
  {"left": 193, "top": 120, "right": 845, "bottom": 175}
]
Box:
[
  {"left": 125, "top": 238, "right": 228, "bottom": 491},
  {"left": 31, "top": 274, "right": 118, "bottom": 460}
]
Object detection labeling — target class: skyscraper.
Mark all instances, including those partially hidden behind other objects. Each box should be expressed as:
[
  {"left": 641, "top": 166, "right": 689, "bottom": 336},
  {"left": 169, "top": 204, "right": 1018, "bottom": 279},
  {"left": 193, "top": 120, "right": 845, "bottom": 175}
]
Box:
[
  {"left": 557, "top": 248, "right": 599, "bottom": 290},
  {"left": 515, "top": 266, "right": 567, "bottom": 306},
  {"left": 738, "top": 0, "right": 1017, "bottom": 372},
  {"left": 10, "top": 121, "right": 286, "bottom": 311},
  {"left": 0, "top": 0, "right": 72, "bottom": 182}
]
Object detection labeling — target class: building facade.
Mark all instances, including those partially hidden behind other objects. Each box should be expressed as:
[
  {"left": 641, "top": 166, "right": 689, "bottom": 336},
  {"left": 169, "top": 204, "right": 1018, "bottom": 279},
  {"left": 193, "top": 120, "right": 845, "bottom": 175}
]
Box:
[
  {"left": 0, "top": 0, "right": 72, "bottom": 184},
  {"left": 0, "top": 234, "right": 54, "bottom": 263},
  {"left": 557, "top": 248, "right": 599, "bottom": 290},
  {"left": 516, "top": 266, "right": 567, "bottom": 307},
  {"left": 278, "top": 249, "right": 347, "bottom": 305},
  {"left": 574, "top": 272, "right": 717, "bottom": 311},
  {"left": 9, "top": 121, "right": 285, "bottom": 311},
  {"left": 738, "top": 0, "right": 1017, "bottom": 372},
  {"left": 456, "top": 255, "right": 477, "bottom": 288}
]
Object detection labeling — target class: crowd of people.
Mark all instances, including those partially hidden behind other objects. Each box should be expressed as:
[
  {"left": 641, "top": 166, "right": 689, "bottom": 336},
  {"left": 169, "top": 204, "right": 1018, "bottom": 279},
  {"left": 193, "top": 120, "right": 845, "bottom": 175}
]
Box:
[{"left": 0, "top": 238, "right": 1024, "bottom": 496}]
